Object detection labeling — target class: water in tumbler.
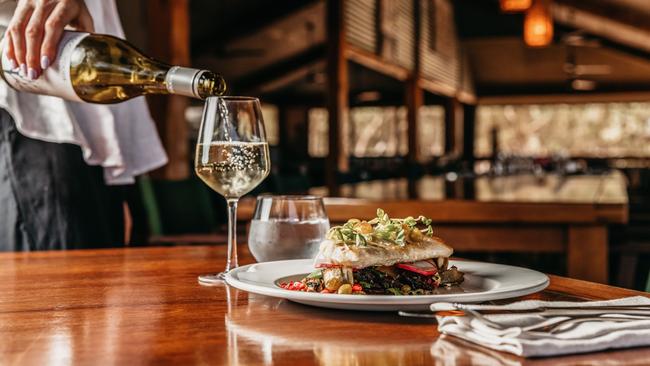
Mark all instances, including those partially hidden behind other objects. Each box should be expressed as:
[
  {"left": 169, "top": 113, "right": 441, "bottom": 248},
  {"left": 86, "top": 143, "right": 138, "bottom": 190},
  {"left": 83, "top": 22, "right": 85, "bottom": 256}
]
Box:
[{"left": 248, "top": 218, "right": 330, "bottom": 262}]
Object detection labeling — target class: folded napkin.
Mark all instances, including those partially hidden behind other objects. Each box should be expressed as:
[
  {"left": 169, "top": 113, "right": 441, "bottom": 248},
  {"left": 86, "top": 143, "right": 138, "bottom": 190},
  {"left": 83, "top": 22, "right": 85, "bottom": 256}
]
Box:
[{"left": 434, "top": 296, "right": 650, "bottom": 357}]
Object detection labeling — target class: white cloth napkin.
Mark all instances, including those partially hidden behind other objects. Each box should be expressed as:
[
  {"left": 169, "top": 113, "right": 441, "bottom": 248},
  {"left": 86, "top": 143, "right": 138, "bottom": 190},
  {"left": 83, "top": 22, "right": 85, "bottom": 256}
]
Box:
[{"left": 434, "top": 296, "right": 650, "bottom": 357}]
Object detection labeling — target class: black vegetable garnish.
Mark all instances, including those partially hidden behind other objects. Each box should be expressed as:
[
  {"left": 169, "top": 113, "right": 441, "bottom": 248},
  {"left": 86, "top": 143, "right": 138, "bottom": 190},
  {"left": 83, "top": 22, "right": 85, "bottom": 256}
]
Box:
[{"left": 352, "top": 266, "right": 463, "bottom": 295}]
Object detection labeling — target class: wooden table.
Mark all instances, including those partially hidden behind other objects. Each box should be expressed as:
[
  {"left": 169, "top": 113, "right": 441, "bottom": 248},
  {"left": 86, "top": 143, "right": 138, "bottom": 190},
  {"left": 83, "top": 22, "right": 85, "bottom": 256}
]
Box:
[
  {"left": 1, "top": 246, "right": 648, "bottom": 365},
  {"left": 239, "top": 173, "right": 628, "bottom": 284}
]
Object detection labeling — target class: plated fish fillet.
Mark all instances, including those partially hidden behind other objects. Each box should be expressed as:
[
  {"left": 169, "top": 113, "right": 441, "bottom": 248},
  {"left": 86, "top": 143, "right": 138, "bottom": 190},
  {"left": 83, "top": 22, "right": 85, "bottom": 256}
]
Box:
[
  {"left": 314, "top": 235, "right": 453, "bottom": 268},
  {"left": 279, "top": 209, "right": 464, "bottom": 295}
]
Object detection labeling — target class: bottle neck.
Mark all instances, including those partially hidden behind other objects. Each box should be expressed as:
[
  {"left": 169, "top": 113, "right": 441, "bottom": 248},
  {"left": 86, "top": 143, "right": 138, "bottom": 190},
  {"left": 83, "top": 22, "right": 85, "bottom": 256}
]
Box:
[
  {"left": 164, "top": 66, "right": 204, "bottom": 98},
  {"left": 164, "top": 67, "right": 226, "bottom": 99}
]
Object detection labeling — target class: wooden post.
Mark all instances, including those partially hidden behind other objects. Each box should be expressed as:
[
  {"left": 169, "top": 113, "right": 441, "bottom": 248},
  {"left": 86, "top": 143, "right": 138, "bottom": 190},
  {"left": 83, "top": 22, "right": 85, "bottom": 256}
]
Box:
[
  {"left": 444, "top": 97, "right": 463, "bottom": 156},
  {"left": 146, "top": 0, "right": 191, "bottom": 180},
  {"left": 406, "top": 0, "right": 423, "bottom": 198},
  {"left": 567, "top": 225, "right": 609, "bottom": 283},
  {"left": 462, "top": 104, "right": 476, "bottom": 164},
  {"left": 326, "top": 0, "right": 349, "bottom": 196},
  {"left": 462, "top": 103, "right": 476, "bottom": 199}
]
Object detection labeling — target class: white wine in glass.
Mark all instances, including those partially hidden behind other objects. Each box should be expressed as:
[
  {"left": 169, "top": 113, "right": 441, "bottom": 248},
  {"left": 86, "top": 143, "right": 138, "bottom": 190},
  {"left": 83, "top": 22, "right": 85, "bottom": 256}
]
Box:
[{"left": 195, "top": 97, "right": 270, "bottom": 285}]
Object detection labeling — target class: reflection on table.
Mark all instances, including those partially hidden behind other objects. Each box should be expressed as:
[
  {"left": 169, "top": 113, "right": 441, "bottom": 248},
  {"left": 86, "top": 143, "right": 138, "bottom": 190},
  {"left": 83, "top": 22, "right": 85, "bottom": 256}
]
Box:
[{"left": 225, "top": 290, "right": 650, "bottom": 366}]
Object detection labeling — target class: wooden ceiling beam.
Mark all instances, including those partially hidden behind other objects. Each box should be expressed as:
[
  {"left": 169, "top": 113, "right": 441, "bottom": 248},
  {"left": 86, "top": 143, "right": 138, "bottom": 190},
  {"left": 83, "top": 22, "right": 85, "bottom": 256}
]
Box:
[
  {"left": 192, "top": 0, "right": 320, "bottom": 56},
  {"left": 479, "top": 91, "right": 650, "bottom": 105},
  {"left": 553, "top": 0, "right": 650, "bottom": 54},
  {"left": 345, "top": 44, "right": 411, "bottom": 82},
  {"left": 231, "top": 44, "right": 326, "bottom": 94}
]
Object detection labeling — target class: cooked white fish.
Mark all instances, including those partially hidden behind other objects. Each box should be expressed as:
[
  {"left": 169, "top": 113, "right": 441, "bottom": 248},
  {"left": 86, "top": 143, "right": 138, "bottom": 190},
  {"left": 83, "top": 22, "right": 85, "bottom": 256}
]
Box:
[{"left": 314, "top": 235, "right": 453, "bottom": 268}]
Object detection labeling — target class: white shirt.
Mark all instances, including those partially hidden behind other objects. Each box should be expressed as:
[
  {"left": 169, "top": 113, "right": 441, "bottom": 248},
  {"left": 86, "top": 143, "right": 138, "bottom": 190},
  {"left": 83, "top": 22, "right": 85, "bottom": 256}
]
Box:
[{"left": 0, "top": 0, "right": 168, "bottom": 185}]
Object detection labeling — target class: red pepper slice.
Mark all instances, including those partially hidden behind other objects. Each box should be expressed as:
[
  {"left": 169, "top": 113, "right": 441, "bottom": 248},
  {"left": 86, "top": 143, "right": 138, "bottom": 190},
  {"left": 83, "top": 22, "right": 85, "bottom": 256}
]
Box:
[
  {"left": 315, "top": 263, "right": 341, "bottom": 269},
  {"left": 396, "top": 260, "right": 438, "bottom": 276}
]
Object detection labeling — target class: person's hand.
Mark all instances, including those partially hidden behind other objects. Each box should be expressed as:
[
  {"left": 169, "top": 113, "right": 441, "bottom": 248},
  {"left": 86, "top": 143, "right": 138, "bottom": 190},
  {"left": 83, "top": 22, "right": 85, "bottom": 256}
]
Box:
[{"left": 4, "top": 0, "right": 94, "bottom": 80}]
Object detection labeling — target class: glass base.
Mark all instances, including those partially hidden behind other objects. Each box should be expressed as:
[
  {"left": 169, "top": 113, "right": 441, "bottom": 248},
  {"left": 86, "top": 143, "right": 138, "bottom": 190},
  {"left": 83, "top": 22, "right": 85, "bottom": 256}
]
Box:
[{"left": 198, "top": 272, "right": 227, "bottom": 286}]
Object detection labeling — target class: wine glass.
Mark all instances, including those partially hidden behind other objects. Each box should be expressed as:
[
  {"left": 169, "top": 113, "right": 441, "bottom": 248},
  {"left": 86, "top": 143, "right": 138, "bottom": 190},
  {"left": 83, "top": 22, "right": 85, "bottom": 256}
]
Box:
[{"left": 195, "top": 96, "right": 271, "bottom": 285}]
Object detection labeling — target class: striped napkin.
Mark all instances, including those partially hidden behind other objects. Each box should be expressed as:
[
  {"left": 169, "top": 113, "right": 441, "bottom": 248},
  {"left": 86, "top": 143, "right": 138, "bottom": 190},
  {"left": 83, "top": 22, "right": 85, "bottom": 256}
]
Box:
[{"left": 434, "top": 296, "right": 650, "bottom": 357}]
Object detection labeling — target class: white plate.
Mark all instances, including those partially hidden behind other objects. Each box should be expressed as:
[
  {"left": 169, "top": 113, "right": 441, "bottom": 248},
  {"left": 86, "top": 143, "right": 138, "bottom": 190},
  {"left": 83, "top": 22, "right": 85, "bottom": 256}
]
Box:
[{"left": 225, "top": 259, "right": 549, "bottom": 311}]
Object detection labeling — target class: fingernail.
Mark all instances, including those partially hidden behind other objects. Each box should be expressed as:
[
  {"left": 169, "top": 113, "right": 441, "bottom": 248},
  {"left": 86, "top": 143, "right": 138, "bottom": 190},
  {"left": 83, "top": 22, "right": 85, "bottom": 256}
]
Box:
[
  {"left": 8, "top": 59, "right": 17, "bottom": 70},
  {"left": 19, "top": 64, "right": 26, "bottom": 77},
  {"left": 40, "top": 56, "right": 50, "bottom": 70},
  {"left": 28, "top": 68, "right": 37, "bottom": 80}
]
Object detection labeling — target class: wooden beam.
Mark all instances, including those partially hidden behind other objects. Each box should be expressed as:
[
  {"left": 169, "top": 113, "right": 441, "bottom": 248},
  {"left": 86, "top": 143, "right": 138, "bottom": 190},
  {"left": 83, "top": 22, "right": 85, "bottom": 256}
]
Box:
[
  {"left": 462, "top": 104, "right": 476, "bottom": 164},
  {"left": 405, "top": 0, "right": 423, "bottom": 198},
  {"left": 479, "top": 91, "right": 650, "bottom": 105},
  {"left": 322, "top": 198, "right": 627, "bottom": 224},
  {"left": 553, "top": 1, "right": 650, "bottom": 54},
  {"left": 444, "top": 98, "right": 463, "bottom": 156},
  {"left": 146, "top": 0, "right": 190, "bottom": 180},
  {"left": 192, "top": 0, "right": 321, "bottom": 56},
  {"left": 568, "top": 225, "right": 609, "bottom": 284},
  {"left": 326, "top": 0, "right": 349, "bottom": 196},
  {"left": 345, "top": 44, "right": 410, "bottom": 81},
  {"left": 406, "top": 0, "right": 423, "bottom": 164},
  {"left": 234, "top": 44, "right": 326, "bottom": 94},
  {"left": 258, "top": 61, "right": 325, "bottom": 94},
  {"left": 418, "top": 77, "right": 456, "bottom": 99}
]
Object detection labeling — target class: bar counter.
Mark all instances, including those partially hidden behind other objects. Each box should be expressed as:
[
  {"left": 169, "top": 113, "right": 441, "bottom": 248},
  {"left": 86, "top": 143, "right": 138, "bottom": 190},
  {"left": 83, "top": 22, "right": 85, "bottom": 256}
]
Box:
[{"left": 1, "top": 245, "right": 648, "bottom": 365}]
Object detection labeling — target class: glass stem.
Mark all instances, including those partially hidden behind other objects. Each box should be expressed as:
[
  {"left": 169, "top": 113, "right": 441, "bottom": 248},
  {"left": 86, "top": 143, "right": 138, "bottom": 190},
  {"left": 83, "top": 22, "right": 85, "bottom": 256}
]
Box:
[{"left": 225, "top": 198, "right": 239, "bottom": 273}]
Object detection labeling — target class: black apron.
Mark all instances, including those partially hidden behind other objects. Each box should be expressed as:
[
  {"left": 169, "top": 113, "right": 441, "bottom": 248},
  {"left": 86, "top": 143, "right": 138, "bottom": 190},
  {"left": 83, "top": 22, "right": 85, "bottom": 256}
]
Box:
[{"left": 0, "top": 109, "right": 124, "bottom": 251}]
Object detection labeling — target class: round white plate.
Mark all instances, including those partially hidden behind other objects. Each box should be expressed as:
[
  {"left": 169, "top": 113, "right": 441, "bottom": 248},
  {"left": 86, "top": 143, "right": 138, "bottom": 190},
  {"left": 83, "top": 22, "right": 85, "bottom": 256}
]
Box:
[{"left": 225, "top": 259, "right": 549, "bottom": 311}]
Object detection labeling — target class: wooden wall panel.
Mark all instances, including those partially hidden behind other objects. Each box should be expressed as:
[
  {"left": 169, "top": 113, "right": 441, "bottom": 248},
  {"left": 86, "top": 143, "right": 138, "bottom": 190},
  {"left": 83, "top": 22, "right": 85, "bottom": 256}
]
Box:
[
  {"left": 146, "top": 0, "right": 190, "bottom": 180},
  {"left": 420, "top": 0, "right": 462, "bottom": 95},
  {"left": 380, "top": 0, "right": 415, "bottom": 70},
  {"left": 344, "top": 0, "right": 377, "bottom": 53}
]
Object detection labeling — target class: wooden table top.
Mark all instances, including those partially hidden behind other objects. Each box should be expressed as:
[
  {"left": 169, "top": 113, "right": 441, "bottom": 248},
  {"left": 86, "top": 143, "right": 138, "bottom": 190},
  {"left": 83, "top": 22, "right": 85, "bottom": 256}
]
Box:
[
  {"left": 1, "top": 245, "right": 648, "bottom": 365},
  {"left": 308, "top": 171, "right": 628, "bottom": 204}
]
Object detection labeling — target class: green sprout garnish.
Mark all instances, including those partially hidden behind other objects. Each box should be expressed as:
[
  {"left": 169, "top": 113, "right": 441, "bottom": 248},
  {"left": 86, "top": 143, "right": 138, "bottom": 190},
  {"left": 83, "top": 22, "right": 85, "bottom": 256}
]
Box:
[{"left": 326, "top": 208, "right": 434, "bottom": 247}]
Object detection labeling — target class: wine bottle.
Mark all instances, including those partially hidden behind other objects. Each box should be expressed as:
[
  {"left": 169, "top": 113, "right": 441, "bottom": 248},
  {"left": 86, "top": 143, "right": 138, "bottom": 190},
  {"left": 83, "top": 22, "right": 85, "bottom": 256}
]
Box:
[{"left": 0, "top": 31, "right": 226, "bottom": 103}]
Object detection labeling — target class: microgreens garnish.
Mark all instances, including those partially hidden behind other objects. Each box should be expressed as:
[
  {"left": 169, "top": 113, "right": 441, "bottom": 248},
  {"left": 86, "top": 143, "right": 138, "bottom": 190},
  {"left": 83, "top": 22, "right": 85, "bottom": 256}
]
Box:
[{"left": 326, "top": 208, "right": 434, "bottom": 247}]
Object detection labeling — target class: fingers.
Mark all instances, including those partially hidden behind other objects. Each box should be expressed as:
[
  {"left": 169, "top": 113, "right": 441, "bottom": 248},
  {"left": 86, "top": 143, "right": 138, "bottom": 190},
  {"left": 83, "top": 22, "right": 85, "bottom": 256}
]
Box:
[
  {"left": 24, "top": 5, "right": 48, "bottom": 79},
  {"left": 6, "top": 0, "right": 96, "bottom": 80},
  {"left": 6, "top": 4, "right": 32, "bottom": 77},
  {"left": 40, "top": 4, "right": 70, "bottom": 70},
  {"left": 75, "top": 4, "right": 94, "bottom": 33},
  {"left": 4, "top": 33, "right": 17, "bottom": 70}
]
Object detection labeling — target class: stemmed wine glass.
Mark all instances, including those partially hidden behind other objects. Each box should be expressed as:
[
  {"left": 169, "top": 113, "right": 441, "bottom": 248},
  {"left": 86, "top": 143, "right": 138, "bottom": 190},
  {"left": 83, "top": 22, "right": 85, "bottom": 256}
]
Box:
[{"left": 195, "top": 96, "right": 271, "bottom": 285}]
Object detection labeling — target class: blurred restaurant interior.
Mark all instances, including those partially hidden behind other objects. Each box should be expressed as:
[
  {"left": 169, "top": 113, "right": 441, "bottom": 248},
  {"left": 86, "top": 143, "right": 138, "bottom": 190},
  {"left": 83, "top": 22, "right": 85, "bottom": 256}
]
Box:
[{"left": 116, "top": 0, "right": 649, "bottom": 290}]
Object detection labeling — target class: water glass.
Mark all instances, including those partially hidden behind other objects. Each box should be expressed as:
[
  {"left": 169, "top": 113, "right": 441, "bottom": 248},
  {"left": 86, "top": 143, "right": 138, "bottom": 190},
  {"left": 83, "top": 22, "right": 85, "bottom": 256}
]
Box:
[{"left": 248, "top": 196, "right": 330, "bottom": 262}]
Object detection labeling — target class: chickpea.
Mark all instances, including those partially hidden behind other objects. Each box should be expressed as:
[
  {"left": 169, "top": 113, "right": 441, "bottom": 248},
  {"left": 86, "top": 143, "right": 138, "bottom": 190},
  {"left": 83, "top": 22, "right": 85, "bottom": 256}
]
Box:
[
  {"left": 337, "top": 284, "right": 352, "bottom": 294},
  {"left": 401, "top": 285, "right": 411, "bottom": 293},
  {"left": 324, "top": 277, "right": 342, "bottom": 291},
  {"left": 357, "top": 222, "right": 373, "bottom": 234},
  {"left": 409, "top": 228, "right": 424, "bottom": 242}
]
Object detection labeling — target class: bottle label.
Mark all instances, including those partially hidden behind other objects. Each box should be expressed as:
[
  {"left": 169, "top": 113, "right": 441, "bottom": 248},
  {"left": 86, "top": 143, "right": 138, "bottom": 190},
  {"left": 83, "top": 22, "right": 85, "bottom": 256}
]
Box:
[{"left": 1, "top": 31, "right": 88, "bottom": 102}]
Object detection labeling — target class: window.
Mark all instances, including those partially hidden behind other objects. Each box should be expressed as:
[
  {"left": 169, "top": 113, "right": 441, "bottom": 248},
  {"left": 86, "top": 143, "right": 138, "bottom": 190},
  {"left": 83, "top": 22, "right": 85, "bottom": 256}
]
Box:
[
  {"left": 417, "top": 105, "right": 445, "bottom": 159},
  {"left": 307, "top": 106, "right": 445, "bottom": 159},
  {"left": 261, "top": 104, "right": 279, "bottom": 146},
  {"left": 350, "top": 107, "right": 408, "bottom": 157},
  {"left": 308, "top": 108, "right": 329, "bottom": 157},
  {"left": 476, "top": 103, "right": 650, "bottom": 157}
]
